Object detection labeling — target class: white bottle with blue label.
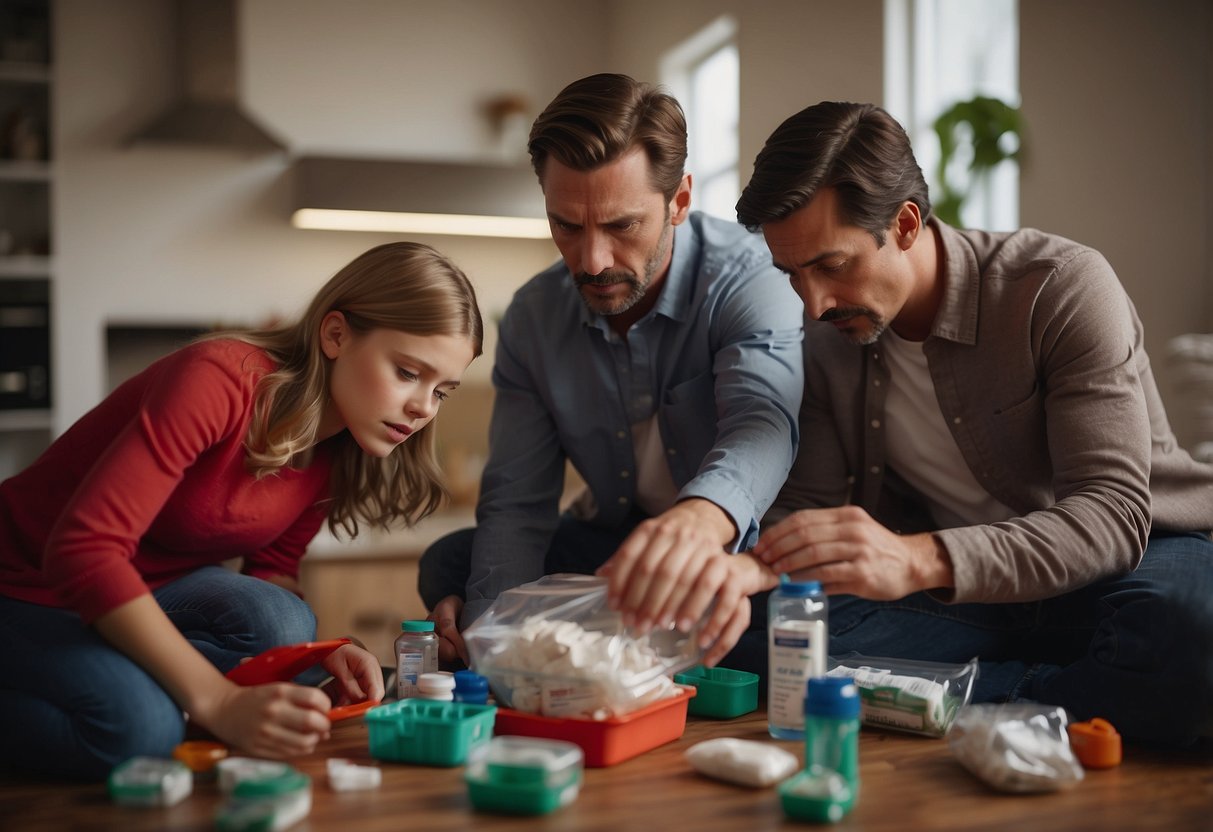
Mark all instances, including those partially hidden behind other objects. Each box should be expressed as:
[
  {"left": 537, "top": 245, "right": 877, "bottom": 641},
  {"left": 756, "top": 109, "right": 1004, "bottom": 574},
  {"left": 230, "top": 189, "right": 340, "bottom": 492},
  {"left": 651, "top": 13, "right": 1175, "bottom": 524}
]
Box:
[{"left": 767, "top": 578, "right": 827, "bottom": 740}]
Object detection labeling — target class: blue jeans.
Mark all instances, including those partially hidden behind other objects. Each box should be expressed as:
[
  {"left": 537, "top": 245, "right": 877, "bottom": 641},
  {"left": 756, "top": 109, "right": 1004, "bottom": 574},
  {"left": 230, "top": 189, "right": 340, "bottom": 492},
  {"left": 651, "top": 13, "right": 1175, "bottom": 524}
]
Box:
[
  {"left": 817, "top": 532, "right": 1213, "bottom": 746},
  {"left": 0, "top": 566, "right": 317, "bottom": 781}
]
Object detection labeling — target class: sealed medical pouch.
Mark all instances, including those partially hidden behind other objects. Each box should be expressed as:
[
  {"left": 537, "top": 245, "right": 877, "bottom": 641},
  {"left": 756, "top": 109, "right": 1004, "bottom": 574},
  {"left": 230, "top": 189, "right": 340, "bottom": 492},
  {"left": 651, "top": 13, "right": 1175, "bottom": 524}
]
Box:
[
  {"left": 464, "top": 574, "right": 703, "bottom": 719},
  {"left": 827, "top": 653, "right": 978, "bottom": 737},
  {"left": 949, "top": 703, "right": 1084, "bottom": 793}
]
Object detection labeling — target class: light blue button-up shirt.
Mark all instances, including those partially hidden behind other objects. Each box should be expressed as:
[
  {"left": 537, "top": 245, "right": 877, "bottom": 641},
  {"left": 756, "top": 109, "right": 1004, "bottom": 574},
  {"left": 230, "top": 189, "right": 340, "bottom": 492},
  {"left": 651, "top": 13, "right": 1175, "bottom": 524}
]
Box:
[{"left": 462, "top": 212, "right": 804, "bottom": 624}]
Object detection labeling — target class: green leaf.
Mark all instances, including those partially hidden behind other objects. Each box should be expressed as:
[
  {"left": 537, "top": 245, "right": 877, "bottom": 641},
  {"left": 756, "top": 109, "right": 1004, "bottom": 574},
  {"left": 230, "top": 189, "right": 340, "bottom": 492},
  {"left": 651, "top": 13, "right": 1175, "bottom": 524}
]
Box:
[{"left": 931, "top": 95, "right": 1024, "bottom": 227}]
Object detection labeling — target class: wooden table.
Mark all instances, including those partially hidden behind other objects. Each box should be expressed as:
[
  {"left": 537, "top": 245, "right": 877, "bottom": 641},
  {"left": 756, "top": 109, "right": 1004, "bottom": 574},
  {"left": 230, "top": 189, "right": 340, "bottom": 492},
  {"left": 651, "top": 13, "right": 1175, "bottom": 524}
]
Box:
[{"left": 4, "top": 704, "right": 1211, "bottom": 831}]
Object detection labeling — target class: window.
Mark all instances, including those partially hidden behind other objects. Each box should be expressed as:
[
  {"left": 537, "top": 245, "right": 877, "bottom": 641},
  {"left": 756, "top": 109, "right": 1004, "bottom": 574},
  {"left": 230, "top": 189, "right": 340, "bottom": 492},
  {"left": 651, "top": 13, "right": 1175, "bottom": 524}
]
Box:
[
  {"left": 661, "top": 16, "right": 739, "bottom": 221},
  {"left": 885, "top": 0, "right": 1019, "bottom": 230}
]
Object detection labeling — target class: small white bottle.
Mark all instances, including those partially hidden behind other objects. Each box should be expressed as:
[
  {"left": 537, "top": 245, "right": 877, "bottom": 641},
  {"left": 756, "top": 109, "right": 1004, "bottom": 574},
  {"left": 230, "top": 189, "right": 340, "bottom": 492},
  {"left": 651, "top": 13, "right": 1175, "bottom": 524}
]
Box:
[
  {"left": 768, "top": 578, "right": 827, "bottom": 740},
  {"left": 417, "top": 671, "right": 455, "bottom": 701},
  {"left": 395, "top": 620, "right": 438, "bottom": 699}
]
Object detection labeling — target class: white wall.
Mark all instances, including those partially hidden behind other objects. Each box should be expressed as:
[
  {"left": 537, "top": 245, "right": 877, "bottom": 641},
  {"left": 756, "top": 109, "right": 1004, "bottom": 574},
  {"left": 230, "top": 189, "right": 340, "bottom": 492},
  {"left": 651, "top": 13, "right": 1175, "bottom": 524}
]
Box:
[
  {"left": 606, "top": 0, "right": 885, "bottom": 189},
  {"left": 53, "top": 0, "right": 608, "bottom": 432},
  {"left": 48, "top": 0, "right": 1213, "bottom": 445}
]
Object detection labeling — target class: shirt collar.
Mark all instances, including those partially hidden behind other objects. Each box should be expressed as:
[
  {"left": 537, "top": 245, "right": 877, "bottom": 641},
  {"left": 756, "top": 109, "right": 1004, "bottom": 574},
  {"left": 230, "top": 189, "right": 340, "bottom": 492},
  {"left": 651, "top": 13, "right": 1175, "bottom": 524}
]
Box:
[{"left": 929, "top": 218, "right": 980, "bottom": 345}]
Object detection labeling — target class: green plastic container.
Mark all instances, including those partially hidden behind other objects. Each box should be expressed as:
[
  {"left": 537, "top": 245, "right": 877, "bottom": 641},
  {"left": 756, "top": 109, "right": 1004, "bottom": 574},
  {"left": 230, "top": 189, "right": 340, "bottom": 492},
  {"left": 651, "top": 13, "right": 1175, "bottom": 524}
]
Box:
[
  {"left": 778, "top": 769, "right": 856, "bottom": 823},
  {"left": 365, "top": 699, "right": 497, "bottom": 766},
  {"left": 466, "top": 737, "right": 583, "bottom": 815},
  {"left": 674, "top": 666, "right": 759, "bottom": 719}
]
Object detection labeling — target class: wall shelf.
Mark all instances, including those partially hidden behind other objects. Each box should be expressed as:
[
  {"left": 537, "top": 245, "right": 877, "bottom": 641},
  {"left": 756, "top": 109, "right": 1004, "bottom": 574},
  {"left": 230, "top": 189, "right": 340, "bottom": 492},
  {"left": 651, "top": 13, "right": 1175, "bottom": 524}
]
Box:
[
  {"left": 0, "top": 408, "right": 50, "bottom": 431},
  {"left": 0, "top": 60, "right": 50, "bottom": 85},
  {"left": 0, "top": 255, "right": 51, "bottom": 276}
]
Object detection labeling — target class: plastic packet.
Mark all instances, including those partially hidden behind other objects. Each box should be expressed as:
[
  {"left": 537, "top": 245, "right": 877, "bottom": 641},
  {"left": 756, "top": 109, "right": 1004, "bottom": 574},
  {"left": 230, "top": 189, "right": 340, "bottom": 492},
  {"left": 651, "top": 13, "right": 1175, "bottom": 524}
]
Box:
[
  {"left": 826, "top": 653, "right": 978, "bottom": 737},
  {"left": 464, "top": 574, "right": 703, "bottom": 719},
  {"left": 948, "top": 704, "right": 1084, "bottom": 793},
  {"left": 685, "top": 738, "right": 799, "bottom": 788}
]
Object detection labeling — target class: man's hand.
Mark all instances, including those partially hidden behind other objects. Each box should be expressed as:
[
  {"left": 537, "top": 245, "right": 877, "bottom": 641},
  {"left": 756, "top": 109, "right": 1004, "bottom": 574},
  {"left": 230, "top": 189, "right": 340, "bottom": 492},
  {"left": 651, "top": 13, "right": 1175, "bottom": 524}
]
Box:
[
  {"left": 428, "top": 595, "right": 468, "bottom": 665},
  {"left": 753, "top": 505, "right": 953, "bottom": 598},
  {"left": 598, "top": 499, "right": 736, "bottom": 631}
]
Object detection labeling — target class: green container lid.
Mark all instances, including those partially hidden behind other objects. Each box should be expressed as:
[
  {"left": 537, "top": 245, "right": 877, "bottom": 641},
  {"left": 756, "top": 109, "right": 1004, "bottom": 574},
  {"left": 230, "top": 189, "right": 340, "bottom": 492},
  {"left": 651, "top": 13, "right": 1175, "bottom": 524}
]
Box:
[
  {"left": 401, "top": 620, "right": 435, "bottom": 632},
  {"left": 231, "top": 768, "right": 310, "bottom": 799}
]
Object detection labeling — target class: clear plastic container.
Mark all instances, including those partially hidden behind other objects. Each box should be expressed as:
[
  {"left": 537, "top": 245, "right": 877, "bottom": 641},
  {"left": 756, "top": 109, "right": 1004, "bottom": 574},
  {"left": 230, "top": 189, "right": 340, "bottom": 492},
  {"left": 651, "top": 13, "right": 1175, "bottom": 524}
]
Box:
[
  {"left": 216, "top": 757, "right": 294, "bottom": 793},
  {"left": 395, "top": 620, "right": 438, "bottom": 699},
  {"left": 465, "top": 736, "right": 583, "bottom": 815},
  {"left": 768, "top": 578, "right": 827, "bottom": 739},
  {"left": 215, "top": 767, "right": 312, "bottom": 832},
  {"left": 107, "top": 757, "right": 192, "bottom": 807}
]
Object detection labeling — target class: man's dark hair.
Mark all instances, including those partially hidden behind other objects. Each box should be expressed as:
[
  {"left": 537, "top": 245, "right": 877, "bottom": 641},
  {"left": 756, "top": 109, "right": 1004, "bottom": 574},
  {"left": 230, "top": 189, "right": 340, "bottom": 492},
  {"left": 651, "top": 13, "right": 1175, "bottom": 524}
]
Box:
[
  {"left": 528, "top": 73, "right": 687, "bottom": 201},
  {"left": 736, "top": 102, "right": 931, "bottom": 246}
]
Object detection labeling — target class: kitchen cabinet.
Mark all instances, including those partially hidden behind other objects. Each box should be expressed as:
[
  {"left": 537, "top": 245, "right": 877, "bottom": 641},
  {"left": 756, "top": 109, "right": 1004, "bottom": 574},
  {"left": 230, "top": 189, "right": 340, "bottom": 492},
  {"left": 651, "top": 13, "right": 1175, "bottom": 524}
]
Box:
[{"left": 0, "top": 0, "right": 53, "bottom": 479}]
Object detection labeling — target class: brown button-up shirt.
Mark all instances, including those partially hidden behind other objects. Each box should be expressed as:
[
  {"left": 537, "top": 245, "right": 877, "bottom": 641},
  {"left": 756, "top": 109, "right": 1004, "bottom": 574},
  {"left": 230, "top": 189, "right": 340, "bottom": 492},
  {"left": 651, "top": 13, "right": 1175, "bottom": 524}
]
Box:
[{"left": 769, "top": 220, "right": 1213, "bottom": 603}]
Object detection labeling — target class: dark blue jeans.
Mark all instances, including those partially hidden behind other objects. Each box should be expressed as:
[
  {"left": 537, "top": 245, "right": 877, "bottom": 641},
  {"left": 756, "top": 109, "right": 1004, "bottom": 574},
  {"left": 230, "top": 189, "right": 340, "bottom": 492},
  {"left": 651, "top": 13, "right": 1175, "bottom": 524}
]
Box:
[
  {"left": 0, "top": 566, "right": 317, "bottom": 780},
  {"left": 807, "top": 531, "right": 1213, "bottom": 747}
]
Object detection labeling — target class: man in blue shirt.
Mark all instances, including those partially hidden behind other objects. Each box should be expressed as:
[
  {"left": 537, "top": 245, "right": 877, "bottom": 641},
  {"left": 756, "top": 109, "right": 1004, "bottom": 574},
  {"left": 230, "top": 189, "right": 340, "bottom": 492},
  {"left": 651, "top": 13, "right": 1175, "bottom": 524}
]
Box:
[{"left": 419, "top": 73, "right": 803, "bottom": 667}]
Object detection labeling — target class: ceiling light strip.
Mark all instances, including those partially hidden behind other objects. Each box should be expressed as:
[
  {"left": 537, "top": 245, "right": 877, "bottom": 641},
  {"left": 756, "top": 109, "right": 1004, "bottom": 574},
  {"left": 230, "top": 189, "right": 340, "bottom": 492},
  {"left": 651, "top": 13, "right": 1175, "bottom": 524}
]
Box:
[{"left": 291, "top": 208, "right": 551, "bottom": 240}]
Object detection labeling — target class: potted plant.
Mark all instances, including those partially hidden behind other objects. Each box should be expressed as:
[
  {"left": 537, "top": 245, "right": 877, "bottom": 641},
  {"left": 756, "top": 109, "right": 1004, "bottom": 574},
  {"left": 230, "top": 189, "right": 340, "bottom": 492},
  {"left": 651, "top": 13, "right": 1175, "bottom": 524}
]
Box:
[{"left": 931, "top": 95, "right": 1023, "bottom": 227}]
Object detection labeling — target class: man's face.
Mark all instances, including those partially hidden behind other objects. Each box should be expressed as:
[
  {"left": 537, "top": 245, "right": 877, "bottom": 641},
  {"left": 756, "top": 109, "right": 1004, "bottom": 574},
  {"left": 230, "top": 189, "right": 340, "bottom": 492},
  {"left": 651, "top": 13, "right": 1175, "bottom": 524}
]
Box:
[
  {"left": 762, "top": 188, "right": 910, "bottom": 345},
  {"left": 540, "top": 147, "right": 688, "bottom": 321}
]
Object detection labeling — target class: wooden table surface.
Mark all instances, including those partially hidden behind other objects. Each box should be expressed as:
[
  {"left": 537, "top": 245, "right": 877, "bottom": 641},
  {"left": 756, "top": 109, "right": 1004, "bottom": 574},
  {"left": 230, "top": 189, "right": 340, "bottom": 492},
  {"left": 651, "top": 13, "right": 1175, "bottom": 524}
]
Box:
[{"left": 4, "top": 703, "right": 1212, "bottom": 831}]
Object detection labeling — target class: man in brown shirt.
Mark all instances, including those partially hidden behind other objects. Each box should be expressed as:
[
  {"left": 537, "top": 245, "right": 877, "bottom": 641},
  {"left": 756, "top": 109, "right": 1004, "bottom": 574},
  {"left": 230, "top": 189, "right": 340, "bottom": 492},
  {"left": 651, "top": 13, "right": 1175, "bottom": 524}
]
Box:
[{"left": 736, "top": 101, "right": 1213, "bottom": 745}]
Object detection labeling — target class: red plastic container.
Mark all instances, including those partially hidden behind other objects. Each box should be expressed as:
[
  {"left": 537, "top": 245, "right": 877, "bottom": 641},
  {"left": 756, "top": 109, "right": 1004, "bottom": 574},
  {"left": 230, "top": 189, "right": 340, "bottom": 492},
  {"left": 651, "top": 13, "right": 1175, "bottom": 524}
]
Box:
[{"left": 493, "top": 685, "right": 696, "bottom": 767}]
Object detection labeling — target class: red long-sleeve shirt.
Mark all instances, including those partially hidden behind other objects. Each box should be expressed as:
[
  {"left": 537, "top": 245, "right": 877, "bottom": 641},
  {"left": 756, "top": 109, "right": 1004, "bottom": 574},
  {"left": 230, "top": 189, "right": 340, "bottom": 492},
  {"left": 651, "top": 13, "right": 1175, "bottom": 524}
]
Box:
[{"left": 0, "top": 339, "right": 333, "bottom": 623}]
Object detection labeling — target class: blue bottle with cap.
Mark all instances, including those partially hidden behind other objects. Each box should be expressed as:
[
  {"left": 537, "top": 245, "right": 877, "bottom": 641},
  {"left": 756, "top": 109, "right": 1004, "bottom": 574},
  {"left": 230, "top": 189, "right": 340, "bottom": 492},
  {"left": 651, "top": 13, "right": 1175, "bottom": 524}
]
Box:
[
  {"left": 452, "top": 670, "right": 490, "bottom": 705},
  {"left": 801, "top": 676, "right": 860, "bottom": 821}
]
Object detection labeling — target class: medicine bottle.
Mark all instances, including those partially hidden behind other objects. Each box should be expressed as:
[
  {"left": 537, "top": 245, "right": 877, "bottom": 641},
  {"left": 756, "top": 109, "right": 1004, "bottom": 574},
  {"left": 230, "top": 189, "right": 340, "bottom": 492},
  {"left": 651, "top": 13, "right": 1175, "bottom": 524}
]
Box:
[
  {"left": 417, "top": 671, "right": 455, "bottom": 701},
  {"left": 801, "top": 676, "right": 860, "bottom": 820},
  {"left": 767, "top": 578, "right": 827, "bottom": 739},
  {"left": 395, "top": 620, "right": 438, "bottom": 699},
  {"left": 453, "top": 670, "right": 490, "bottom": 704}
]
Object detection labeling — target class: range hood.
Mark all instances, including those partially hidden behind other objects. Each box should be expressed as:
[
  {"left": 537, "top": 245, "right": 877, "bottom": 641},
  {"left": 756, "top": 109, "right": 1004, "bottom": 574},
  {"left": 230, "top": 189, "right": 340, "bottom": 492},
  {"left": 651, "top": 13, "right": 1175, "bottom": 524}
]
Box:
[{"left": 130, "top": 0, "right": 285, "bottom": 153}]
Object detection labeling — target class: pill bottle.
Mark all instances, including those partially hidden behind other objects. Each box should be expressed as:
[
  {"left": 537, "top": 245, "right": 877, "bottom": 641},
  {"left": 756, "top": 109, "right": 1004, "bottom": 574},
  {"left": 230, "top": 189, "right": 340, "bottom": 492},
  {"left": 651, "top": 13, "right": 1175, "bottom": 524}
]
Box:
[
  {"left": 767, "top": 578, "right": 827, "bottom": 740},
  {"left": 418, "top": 671, "right": 455, "bottom": 701},
  {"left": 801, "top": 676, "right": 860, "bottom": 820},
  {"left": 453, "top": 670, "right": 490, "bottom": 704},
  {"left": 395, "top": 620, "right": 438, "bottom": 699}
]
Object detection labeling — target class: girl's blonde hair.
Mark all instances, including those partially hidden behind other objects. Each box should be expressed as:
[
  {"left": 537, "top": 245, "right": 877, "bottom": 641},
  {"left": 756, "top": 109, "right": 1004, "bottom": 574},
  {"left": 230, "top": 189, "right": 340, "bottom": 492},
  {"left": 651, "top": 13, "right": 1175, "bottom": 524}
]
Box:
[{"left": 220, "top": 242, "right": 483, "bottom": 538}]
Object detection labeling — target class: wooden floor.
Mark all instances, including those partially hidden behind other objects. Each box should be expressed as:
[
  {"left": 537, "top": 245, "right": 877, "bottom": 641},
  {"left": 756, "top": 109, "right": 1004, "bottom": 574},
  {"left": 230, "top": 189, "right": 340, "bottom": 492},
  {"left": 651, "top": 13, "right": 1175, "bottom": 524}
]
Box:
[{"left": 3, "top": 704, "right": 1211, "bottom": 831}]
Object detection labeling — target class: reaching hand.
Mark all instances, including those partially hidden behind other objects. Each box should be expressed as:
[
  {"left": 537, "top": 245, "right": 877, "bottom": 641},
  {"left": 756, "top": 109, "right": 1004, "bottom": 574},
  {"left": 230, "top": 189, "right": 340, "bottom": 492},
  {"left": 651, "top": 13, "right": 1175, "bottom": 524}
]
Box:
[
  {"left": 597, "top": 499, "right": 768, "bottom": 664},
  {"left": 753, "top": 505, "right": 953, "bottom": 599},
  {"left": 428, "top": 595, "right": 468, "bottom": 665},
  {"left": 198, "top": 680, "right": 332, "bottom": 759},
  {"left": 320, "top": 642, "right": 385, "bottom": 705},
  {"left": 597, "top": 500, "right": 734, "bottom": 631}
]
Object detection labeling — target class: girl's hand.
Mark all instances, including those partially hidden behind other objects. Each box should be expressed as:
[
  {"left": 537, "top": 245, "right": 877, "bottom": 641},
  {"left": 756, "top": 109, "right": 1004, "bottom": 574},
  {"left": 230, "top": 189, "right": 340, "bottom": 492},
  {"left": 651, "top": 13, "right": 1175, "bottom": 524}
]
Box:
[
  {"left": 200, "top": 680, "right": 333, "bottom": 759},
  {"left": 320, "top": 643, "right": 385, "bottom": 706}
]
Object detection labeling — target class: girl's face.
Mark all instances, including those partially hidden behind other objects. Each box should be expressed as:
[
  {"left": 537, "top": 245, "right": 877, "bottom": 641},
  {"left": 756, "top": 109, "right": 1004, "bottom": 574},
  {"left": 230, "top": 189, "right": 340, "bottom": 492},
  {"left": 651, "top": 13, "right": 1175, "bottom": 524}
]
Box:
[{"left": 318, "top": 313, "right": 476, "bottom": 456}]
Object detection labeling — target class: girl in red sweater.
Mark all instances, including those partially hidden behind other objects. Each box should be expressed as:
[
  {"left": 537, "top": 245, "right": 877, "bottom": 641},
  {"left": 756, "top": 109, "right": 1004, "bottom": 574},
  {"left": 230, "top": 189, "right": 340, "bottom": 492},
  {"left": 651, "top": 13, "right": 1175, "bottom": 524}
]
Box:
[{"left": 0, "top": 241, "right": 483, "bottom": 779}]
